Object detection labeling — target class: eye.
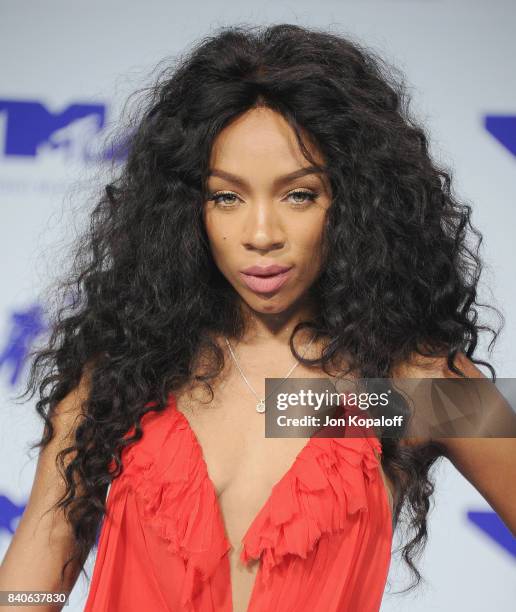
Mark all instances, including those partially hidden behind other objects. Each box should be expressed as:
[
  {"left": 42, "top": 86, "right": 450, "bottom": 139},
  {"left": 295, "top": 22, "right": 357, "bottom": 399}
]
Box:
[
  {"left": 286, "top": 189, "right": 319, "bottom": 206},
  {"left": 207, "top": 191, "right": 240, "bottom": 208},
  {"left": 206, "top": 188, "right": 319, "bottom": 209}
]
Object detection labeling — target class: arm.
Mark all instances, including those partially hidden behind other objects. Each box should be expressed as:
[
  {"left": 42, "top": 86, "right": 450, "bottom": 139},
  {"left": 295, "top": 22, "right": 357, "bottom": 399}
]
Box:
[
  {"left": 394, "top": 351, "right": 516, "bottom": 536},
  {"left": 0, "top": 368, "right": 93, "bottom": 611}
]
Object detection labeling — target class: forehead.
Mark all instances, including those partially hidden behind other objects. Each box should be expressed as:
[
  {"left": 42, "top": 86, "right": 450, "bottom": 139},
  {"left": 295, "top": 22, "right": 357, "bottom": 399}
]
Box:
[{"left": 208, "top": 106, "right": 326, "bottom": 168}]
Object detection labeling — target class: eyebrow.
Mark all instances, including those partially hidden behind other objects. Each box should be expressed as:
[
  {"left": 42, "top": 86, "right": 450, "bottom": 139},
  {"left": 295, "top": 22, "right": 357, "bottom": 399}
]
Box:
[{"left": 207, "top": 166, "right": 327, "bottom": 189}]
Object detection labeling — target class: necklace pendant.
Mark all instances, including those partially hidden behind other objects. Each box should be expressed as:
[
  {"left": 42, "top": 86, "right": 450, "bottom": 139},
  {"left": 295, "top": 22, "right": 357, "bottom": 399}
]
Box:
[{"left": 256, "top": 399, "right": 266, "bottom": 413}]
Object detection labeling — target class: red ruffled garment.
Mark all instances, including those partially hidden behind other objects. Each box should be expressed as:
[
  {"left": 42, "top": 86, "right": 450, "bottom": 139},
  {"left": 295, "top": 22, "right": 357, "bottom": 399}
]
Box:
[{"left": 84, "top": 393, "right": 393, "bottom": 611}]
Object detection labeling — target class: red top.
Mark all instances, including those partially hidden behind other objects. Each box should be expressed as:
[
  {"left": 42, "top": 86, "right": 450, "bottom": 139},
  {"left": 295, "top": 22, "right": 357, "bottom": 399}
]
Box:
[{"left": 84, "top": 393, "right": 393, "bottom": 611}]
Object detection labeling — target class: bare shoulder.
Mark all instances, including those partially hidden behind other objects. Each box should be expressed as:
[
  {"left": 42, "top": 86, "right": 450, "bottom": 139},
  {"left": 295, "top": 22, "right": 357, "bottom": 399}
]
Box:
[
  {"left": 392, "top": 350, "right": 487, "bottom": 380},
  {"left": 388, "top": 352, "right": 516, "bottom": 536},
  {"left": 390, "top": 350, "right": 487, "bottom": 449}
]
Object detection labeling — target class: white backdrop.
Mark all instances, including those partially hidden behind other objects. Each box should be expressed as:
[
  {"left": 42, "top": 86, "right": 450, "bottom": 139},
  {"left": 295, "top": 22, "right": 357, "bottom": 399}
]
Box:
[{"left": 1, "top": 1, "right": 515, "bottom": 610}]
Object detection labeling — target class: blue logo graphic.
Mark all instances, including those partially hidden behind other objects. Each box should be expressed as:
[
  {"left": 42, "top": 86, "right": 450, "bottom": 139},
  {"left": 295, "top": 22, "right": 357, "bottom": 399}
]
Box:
[
  {"left": 0, "top": 495, "right": 26, "bottom": 535},
  {"left": 0, "top": 98, "right": 127, "bottom": 162},
  {"left": 484, "top": 115, "right": 516, "bottom": 157},
  {"left": 0, "top": 304, "right": 47, "bottom": 386},
  {"left": 467, "top": 511, "right": 516, "bottom": 559},
  {"left": 0, "top": 493, "right": 101, "bottom": 546}
]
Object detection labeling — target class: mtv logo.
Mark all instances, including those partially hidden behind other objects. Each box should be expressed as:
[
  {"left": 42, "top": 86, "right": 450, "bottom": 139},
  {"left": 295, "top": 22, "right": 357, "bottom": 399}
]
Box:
[
  {"left": 0, "top": 494, "right": 25, "bottom": 535},
  {"left": 0, "top": 99, "right": 125, "bottom": 163},
  {"left": 467, "top": 510, "right": 516, "bottom": 559},
  {"left": 484, "top": 115, "right": 516, "bottom": 157}
]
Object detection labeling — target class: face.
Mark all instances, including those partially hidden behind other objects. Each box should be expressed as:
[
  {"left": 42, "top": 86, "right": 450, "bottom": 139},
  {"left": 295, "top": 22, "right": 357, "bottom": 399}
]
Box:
[{"left": 203, "top": 106, "right": 332, "bottom": 315}]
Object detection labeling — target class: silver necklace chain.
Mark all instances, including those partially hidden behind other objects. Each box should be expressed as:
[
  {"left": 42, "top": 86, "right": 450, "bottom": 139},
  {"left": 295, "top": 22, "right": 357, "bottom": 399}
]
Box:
[{"left": 225, "top": 333, "right": 317, "bottom": 413}]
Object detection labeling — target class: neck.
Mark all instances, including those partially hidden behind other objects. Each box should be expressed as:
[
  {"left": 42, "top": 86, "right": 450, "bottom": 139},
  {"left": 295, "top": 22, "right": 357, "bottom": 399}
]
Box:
[{"left": 235, "top": 292, "right": 319, "bottom": 348}]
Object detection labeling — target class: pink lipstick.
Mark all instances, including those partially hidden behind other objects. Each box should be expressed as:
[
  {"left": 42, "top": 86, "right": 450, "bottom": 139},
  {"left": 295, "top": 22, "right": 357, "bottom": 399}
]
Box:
[{"left": 239, "top": 264, "right": 293, "bottom": 294}]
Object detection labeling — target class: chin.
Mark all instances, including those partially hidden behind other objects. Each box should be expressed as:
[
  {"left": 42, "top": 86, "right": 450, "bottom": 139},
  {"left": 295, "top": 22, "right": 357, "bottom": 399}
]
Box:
[
  {"left": 256, "top": 301, "right": 286, "bottom": 313},
  {"left": 245, "top": 294, "right": 290, "bottom": 313}
]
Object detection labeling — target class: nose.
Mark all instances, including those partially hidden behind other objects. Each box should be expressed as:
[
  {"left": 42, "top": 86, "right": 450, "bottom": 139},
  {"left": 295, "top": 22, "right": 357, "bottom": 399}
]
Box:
[{"left": 241, "top": 200, "right": 286, "bottom": 252}]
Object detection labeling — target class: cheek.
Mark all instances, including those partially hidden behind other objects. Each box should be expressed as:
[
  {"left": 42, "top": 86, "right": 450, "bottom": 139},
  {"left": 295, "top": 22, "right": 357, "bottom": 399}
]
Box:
[
  {"left": 205, "top": 225, "right": 233, "bottom": 269},
  {"left": 209, "top": 236, "right": 227, "bottom": 262},
  {"left": 212, "top": 233, "right": 229, "bottom": 247},
  {"left": 204, "top": 215, "right": 227, "bottom": 247},
  {"left": 296, "top": 223, "right": 326, "bottom": 259}
]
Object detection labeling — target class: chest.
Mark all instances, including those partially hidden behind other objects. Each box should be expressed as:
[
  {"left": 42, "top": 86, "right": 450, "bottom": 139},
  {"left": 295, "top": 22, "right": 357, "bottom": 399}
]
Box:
[
  {"left": 174, "top": 374, "right": 310, "bottom": 499},
  {"left": 173, "top": 366, "right": 395, "bottom": 547}
]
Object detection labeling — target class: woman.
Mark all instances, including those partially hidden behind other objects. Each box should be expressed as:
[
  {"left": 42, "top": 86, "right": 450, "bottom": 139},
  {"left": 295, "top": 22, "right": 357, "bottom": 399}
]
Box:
[{"left": 1, "top": 23, "right": 515, "bottom": 612}]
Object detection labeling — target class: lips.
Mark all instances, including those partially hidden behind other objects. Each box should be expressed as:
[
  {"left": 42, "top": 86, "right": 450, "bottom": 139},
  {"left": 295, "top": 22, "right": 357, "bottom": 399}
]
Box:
[
  {"left": 240, "top": 264, "right": 292, "bottom": 276},
  {"left": 239, "top": 264, "right": 293, "bottom": 294}
]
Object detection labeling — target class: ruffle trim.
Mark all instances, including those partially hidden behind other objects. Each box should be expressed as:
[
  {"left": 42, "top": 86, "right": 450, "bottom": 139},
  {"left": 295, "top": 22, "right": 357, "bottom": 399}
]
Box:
[
  {"left": 107, "top": 396, "right": 384, "bottom": 600},
  {"left": 108, "top": 399, "right": 231, "bottom": 607},
  {"left": 239, "top": 434, "right": 383, "bottom": 584}
]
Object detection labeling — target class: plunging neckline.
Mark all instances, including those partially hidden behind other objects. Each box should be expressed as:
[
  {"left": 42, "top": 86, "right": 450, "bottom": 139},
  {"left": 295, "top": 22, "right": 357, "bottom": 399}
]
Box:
[
  {"left": 169, "top": 391, "right": 317, "bottom": 552},
  {"left": 170, "top": 392, "right": 325, "bottom": 611},
  {"left": 168, "top": 392, "right": 394, "bottom": 549},
  {"left": 91, "top": 392, "right": 395, "bottom": 612}
]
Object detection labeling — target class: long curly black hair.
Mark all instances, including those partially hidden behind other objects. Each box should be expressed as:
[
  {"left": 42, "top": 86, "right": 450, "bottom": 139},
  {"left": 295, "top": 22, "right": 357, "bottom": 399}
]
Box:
[{"left": 19, "top": 23, "right": 502, "bottom": 595}]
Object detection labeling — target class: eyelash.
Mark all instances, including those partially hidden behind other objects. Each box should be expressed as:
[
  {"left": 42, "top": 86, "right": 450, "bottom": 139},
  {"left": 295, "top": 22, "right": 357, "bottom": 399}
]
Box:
[{"left": 206, "top": 189, "right": 319, "bottom": 208}]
